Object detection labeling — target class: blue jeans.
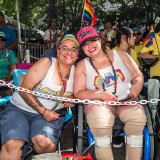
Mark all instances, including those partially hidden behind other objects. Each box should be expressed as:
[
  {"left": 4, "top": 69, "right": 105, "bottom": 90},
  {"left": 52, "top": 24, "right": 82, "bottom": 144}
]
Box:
[{"left": 0, "top": 102, "right": 64, "bottom": 146}]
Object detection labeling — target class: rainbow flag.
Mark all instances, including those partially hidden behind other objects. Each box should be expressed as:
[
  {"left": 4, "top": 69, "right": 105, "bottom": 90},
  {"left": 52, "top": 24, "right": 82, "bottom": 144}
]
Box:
[
  {"left": 142, "top": 29, "right": 155, "bottom": 48},
  {"left": 83, "top": 0, "right": 97, "bottom": 26}
]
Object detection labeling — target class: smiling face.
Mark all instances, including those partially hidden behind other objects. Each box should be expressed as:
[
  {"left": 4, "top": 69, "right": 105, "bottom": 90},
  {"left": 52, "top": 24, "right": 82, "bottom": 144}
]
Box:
[
  {"left": 133, "top": 30, "right": 142, "bottom": 44},
  {"left": 57, "top": 39, "right": 79, "bottom": 66},
  {"left": 127, "top": 30, "right": 136, "bottom": 47},
  {"left": 82, "top": 38, "right": 102, "bottom": 58}
]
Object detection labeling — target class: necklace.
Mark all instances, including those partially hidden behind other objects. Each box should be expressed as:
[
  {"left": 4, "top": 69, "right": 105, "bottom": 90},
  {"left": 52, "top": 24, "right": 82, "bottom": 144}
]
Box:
[
  {"left": 57, "top": 60, "right": 71, "bottom": 94},
  {"left": 89, "top": 52, "right": 117, "bottom": 94}
]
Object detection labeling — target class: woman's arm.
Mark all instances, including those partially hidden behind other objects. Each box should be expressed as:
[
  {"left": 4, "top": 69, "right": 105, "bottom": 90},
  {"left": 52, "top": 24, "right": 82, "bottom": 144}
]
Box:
[
  {"left": 74, "top": 60, "right": 118, "bottom": 102},
  {"left": 118, "top": 50, "right": 144, "bottom": 99},
  {"left": 19, "top": 58, "right": 59, "bottom": 121}
]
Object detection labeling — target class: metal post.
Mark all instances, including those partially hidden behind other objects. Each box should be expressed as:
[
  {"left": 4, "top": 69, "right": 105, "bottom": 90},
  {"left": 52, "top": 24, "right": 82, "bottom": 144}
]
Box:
[{"left": 16, "top": 0, "right": 21, "bottom": 42}]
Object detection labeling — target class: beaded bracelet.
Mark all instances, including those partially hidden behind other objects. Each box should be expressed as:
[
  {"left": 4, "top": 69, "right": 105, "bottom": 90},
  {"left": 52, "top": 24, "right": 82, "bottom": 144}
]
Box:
[{"left": 42, "top": 109, "right": 47, "bottom": 116}]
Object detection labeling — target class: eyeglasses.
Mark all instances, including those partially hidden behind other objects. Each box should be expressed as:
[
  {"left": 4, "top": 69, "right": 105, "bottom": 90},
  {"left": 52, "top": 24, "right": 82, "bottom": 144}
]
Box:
[
  {"left": 83, "top": 39, "right": 98, "bottom": 47},
  {"left": 59, "top": 46, "right": 79, "bottom": 54},
  {"left": 0, "top": 38, "right": 6, "bottom": 42},
  {"left": 133, "top": 33, "right": 141, "bottom": 36}
]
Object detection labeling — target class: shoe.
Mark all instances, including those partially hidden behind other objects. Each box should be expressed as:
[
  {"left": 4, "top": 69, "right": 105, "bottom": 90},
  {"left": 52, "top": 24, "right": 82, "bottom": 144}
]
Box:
[{"left": 112, "top": 136, "right": 123, "bottom": 148}]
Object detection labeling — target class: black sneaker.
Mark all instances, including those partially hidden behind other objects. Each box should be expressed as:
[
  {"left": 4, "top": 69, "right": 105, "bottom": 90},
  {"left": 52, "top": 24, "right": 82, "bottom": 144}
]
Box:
[{"left": 112, "top": 136, "right": 124, "bottom": 148}]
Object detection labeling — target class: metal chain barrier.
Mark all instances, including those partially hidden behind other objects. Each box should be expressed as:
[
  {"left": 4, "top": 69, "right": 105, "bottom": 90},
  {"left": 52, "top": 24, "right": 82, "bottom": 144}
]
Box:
[{"left": 0, "top": 80, "right": 160, "bottom": 106}]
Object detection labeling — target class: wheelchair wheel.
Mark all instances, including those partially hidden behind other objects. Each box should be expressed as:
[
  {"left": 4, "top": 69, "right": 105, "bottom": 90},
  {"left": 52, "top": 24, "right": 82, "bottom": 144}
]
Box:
[
  {"left": 73, "top": 103, "right": 88, "bottom": 154},
  {"left": 139, "top": 95, "right": 156, "bottom": 160},
  {"left": 77, "top": 104, "right": 84, "bottom": 153}
]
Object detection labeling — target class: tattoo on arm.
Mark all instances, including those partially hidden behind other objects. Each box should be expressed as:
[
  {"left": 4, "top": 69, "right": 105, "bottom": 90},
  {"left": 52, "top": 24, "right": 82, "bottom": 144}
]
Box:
[
  {"left": 20, "top": 92, "right": 44, "bottom": 112},
  {"left": 131, "top": 80, "right": 137, "bottom": 85}
]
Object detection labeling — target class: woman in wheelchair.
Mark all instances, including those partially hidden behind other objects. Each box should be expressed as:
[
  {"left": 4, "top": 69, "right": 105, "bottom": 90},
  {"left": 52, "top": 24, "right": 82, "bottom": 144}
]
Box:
[
  {"left": 74, "top": 26, "right": 147, "bottom": 160},
  {"left": 0, "top": 34, "right": 79, "bottom": 160}
]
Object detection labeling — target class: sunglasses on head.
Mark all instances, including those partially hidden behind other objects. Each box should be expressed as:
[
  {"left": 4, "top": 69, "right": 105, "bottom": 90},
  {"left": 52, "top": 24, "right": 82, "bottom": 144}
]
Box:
[{"left": 0, "top": 38, "right": 6, "bottom": 42}]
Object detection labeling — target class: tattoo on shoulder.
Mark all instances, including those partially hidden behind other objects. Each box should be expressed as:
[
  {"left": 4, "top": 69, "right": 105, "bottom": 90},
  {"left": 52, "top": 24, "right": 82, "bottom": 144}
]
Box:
[{"left": 131, "top": 80, "right": 137, "bottom": 85}]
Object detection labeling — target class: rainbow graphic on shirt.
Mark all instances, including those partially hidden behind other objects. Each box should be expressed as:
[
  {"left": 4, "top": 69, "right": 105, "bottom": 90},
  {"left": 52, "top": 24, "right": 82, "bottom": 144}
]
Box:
[
  {"left": 34, "top": 83, "right": 72, "bottom": 97},
  {"left": 94, "top": 69, "right": 125, "bottom": 90}
]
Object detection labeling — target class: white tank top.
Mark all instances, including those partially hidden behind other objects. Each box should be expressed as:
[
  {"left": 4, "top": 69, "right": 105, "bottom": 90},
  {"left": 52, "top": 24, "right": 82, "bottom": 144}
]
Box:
[
  {"left": 11, "top": 58, "right": 74, "bottom": 113},
  {"left": 84, "top": 50, "right": 132, "bottom": 100}
]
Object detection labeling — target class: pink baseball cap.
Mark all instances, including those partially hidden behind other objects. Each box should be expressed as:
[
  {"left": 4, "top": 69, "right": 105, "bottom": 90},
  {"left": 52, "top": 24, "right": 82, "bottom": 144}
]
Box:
[{"left": 77, "top": 26, "right": 99, "bottom": 47}]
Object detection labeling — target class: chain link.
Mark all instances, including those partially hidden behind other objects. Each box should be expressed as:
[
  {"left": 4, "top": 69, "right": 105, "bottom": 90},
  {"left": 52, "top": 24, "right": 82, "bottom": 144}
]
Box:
[{"left": 0, "top": 80, "right": 160, "bottom": 106}]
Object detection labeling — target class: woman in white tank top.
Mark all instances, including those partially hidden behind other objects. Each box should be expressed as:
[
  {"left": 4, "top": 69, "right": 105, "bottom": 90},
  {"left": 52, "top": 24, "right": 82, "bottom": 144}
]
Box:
[
  {"left": 75, "top": 26, "right": 146, "bottom": 160},
  {"left": 0, "top": 34, "right": 79, "bottom": 159}
]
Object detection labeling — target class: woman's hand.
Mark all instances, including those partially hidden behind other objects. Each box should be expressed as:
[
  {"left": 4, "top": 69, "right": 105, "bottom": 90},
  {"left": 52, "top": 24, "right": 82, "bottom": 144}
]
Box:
[
  {"left": 127, "top": 93, "right": 135, "bottom": 101},
  {"left": 119, "top": 94, "right": 135, "bottom": 103},
  {"left": 99, "top": 90, "right": 119, "bottom": 102},
  {"left": 43, "top": 109, "right": 60, "bottom": 122}
]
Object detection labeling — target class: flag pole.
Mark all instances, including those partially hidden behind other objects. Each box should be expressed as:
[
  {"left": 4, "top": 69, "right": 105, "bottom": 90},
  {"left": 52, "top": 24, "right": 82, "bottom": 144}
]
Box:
[
  {"left": 154, "top": 35, "right": 160, "bottom": 54},
  {"left": 81, "top": 0, "right": 86, "bottom": 28}
]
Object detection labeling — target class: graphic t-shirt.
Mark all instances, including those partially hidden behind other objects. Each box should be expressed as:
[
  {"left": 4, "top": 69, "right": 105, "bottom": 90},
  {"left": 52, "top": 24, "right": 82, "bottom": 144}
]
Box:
[
  {"left": 11, "top": 58, "right": 75, "bottom": 113},
  {"left": 84, "top": 50, "right": 132, "bottom": 100}
]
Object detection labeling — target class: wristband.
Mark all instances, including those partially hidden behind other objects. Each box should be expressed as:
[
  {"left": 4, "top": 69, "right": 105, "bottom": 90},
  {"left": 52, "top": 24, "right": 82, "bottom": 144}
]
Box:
[{"left": 42, "top": 109, "right": 47, "bottom": 116}]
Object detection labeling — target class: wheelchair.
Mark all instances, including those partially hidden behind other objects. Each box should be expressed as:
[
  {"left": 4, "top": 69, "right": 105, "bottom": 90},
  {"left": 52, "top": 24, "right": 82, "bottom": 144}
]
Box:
[{"left": 74, "top": 96, "right": 157, "bottom": 160}]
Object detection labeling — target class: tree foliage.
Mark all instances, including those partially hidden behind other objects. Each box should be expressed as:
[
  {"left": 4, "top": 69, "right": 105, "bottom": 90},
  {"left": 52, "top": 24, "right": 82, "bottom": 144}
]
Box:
[{"left": 0, "top": 0, "right": 160, "bottom": 32}]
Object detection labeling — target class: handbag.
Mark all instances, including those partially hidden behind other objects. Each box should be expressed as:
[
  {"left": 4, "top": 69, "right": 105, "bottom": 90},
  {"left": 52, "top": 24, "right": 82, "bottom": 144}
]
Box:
[{"left": 138, "top": 57, "right": 159, "bottom": 68}]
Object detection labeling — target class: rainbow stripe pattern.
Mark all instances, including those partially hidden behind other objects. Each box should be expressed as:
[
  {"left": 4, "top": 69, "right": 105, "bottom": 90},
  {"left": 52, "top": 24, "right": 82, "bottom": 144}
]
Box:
[
  {"left": 94, "top": 69, "right": 125, "bottom": 90},
  {"left": 83, "top": 0, "right": 97, "bottom": 26},
  {"left": 143, "top": 29, "right": 155, "bottom": 48}
]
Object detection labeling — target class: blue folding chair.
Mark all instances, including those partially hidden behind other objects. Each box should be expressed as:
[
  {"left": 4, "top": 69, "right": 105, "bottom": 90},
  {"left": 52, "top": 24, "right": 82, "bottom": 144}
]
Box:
[{"left": 0, "top": 69, "right": 28, "bottom": 107}]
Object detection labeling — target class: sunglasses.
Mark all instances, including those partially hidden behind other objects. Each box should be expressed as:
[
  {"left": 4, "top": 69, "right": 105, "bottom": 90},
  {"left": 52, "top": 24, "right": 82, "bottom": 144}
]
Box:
[
  {"left": 106, "top": 41, "right": 111, "bottom": 43},
  {"left": 0, "top": 38, "right": 6, "bottom": 42},
  {"left": 133, "top": 33, "right": 141, "bottom": 36}
]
